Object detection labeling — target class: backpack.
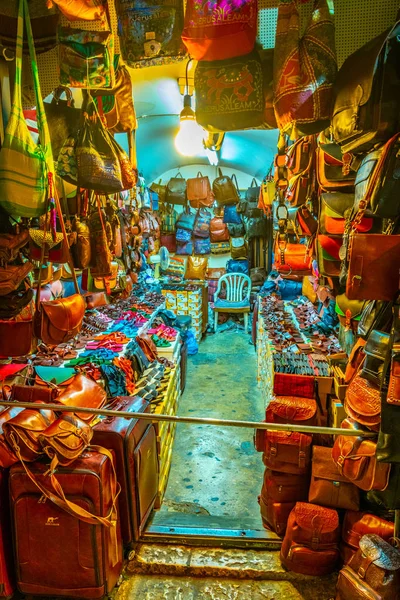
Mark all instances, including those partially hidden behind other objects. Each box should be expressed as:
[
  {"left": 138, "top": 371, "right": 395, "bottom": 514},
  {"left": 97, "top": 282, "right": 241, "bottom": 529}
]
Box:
[
  {"left": 213, "top": 170, "right": 240, "bottom": 207},
  {"left": 193, "top": 209, "right": 212, "bottom": 238},
  {"left": 187, "top": 173, "right": 214, "bottom": 208}
]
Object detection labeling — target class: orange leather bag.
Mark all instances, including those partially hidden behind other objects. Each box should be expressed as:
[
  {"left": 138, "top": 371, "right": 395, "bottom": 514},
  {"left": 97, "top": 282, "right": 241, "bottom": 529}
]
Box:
[
  {"left": 332, "top": 418, "right": 391, "bottom": 492},
  {"left": 53, "top": 374, "right": 107, "bottom": 424},
  {"left": 340, "top": 511, "right": 395, "bottom": 565},
  {"left": 263, "top": 431, "right": 312, "bottom": 474},
  {"left": 3, "top": 405, "right": 57, "bottom": 462},
  {"left": 187, "top": 173, "right": 213, "bottom": 209},
  {"left": 266, "top": 395, "right": 317, "bottom": 426},
  {"left": 273, "top": 236, "right": 313, "bottom": 276},
  {"left": 185, "top": 256, "right": 208, "bottom": 281},
  {"left": 210, "top": 217, "right": 229, "bottom": 242},
  {"left": 344, "top": 372, "right": 381, "bottom": 431},
  {"left": 39, "top": 413, "right": 93, "bottom": 468}
]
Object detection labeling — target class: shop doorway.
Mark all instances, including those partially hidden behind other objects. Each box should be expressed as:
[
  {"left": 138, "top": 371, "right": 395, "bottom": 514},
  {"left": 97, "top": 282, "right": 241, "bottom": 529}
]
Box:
[{"left": 145, "top": 327, "right": 279, "bottom": 546}]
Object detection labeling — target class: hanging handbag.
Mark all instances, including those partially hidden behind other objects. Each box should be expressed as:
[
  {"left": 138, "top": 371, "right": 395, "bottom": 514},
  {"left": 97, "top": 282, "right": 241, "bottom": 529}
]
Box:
[
  {"left": 71, "top": 217, "right": 91, "bottom": 270},
  {"left": 182, "top": 0, "right": 257, "bottom": 61},
  {"left": 273, "top": 0, "right": 337, "bottom": 137},
  {"left": 175, "top": 228, "right": 192, "bottom": 243},
  {"left": 230, "top": 236, "right": 248, "bottom": 259},
  {"left": 195, "top": 50, "right": 264, "bottom": 132},
  {"left": 176, "top": 241, "right": 193, "bottom": 256},
  {"left": 359, "top": 330, "right": 390, "bottom": 388},
  {"left": 273, "top": 236, "right": 312, "bottom": 276},
  {"left": 194, "top": 237, "right": 211, "bottom": 255},
  {"left": 246, "top": 217, "right": 267, "bottom": 240},
  {"left": 115, "top": 0, "right": 186, "bottom": 68},
  {"left": 193, "top": 209, "right": 212, "bottom": 238},
  {"left": 316, "top": 136, "right": 357, "bottom": 192},
  {"left": 227, "top": 222, "right": 245, "bottom": 237},
  {"left": 213, "top": 170, "right": 240, "bottom": 207},
  {"left": 332, "top": 418, "right": 391, "bottom": 492},
  {"left": 226, "top": 259, "right": 249, "bottom": 274},
  {"left": 58, "top": 7, "right": 115, "bottom": 89},
  {"left": 44, "top": 86, "right": 81, "bottom": 161},
  {"left": 223, "top": 205, "right": 242, "bottom": 225},
  {"left": 319, "top": 192, "right": 369, "bottom": 236},
  {"left": 335, "top": 294, "right": 368, "bottom": 334},
  {"left": 187, "top": 173, "right": 213, "bottom": 209},
  {"left": 0, "top": 263, "right": 33, "bottom": 297},
  {"left": 211, "top": 241, "right": 230, "bottom": 255},
  {"left": 88, "top": 199, "right": 113, "bottom": 277},
  {"left": 48, "top": 0, "right": 106, "bottom": 21},
  {"left": 151, "top": 179, "right": 166, "bottom": 203},
  {"left": 332, "top": 17, "right": 400, "bottom": 154},
  {"left": 185, "top": 257, "right": 208, "bottom": 280},
  {"left": 176, "top": 208, "right": 196, "bottom": 232},
  {"left": 309, "top": 446, "right": 360, "bottom": 511},
  {"left": 0, "top": 0, "right": 58, "bottom": 55},
  {"left": 0, "top": 0, "right": 53, "bottom": 218},
  {"left": 210, "top": 217, "right": 229, "bottom": 243},
  {"left": 166, "top": 172, "right": 187, "bottom": 205},
  {"left": 160, "top": 233, "right": 177, "bottom": 253},
  {"left": 336, "top": 535, "right": 400, "bottom": 600},
  {"left": 161, "top": 204, "right": 178, "bottom": 233}
]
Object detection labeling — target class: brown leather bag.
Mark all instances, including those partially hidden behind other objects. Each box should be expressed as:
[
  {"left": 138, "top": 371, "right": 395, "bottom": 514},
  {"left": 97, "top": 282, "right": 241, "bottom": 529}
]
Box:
[
  {"left": 280, "top": 502, "right": 340, "bottom": 576},
  {"left": 3, "top": 405, "right": 57, "bottom": 462},
  {"left": 259, "top": 493, "right": 295, "bottom": 536},
  {"left": 263, "top": 431, "right": 312, "bottom": 475},
  {"left": 187, "top": 172, "right": 213, "bottom": 208},
  {"left": 0, "top": 229, "right": 29, "bottom": 265},
  {"left": 341, "top": 511, "right": 395, "bottom": 565},
  {"left": 84, "top": 291, "right": 109, "bottom": 309},
  {"left": 210, "top": 217, "right": 229, "bottom": 242},
  {"left": 344, "top": 372, "right": 380, "bottom": 431},
  {"left": 309, "top": 446, "right": 360, "bottom": 511},
  {"left": 0, "top": 262, "right": 33, "bottom": 296},
  {"left": 262, "top": 469, "right": 310, "bottom": 504},
  {"left": 266, "top": 395, "right": 317, "bottom": 426},
  {"left": 273, "top": 236, "right": 313, "bottom": 276},
  {"left": 0, "top": 319, "right": 33, "bottom": 358},
  {"left": 336, "top": 534, "right": 400, "bottom": 600},
  {"left": 0, "top": 406, "right": 24, "bottom": 468},
  {"left": 71, "top": 217, "right": 91, "bottom": 269},
  {"left": 39, "top": 413, "right": 93, "bottom": 467},
  {"left": 332, "top": 418, "right": 391, "bottom": 492},
  {"left": 53, "top": 374, "right": 107, "bottom": 424},
  {"left": 346, "top": 234, "right": 400, "bottom": 301},
  {"left": 34, "top": 293, "right": 86, "bottom": 346},
  {"left": 185, "top": 256, "right": 208, "bottom": 281}
]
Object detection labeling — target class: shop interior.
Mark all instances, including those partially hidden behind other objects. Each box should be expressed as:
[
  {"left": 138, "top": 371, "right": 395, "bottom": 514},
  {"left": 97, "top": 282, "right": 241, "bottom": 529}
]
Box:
[{"left": 0, "top": 0, "right": 399, "bottom": 598}]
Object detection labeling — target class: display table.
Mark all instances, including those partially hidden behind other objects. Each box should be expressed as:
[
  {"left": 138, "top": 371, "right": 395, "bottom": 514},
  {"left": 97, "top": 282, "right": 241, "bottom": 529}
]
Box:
[{"left": 161, "top": 281, "right": 208, "bottom": 341}]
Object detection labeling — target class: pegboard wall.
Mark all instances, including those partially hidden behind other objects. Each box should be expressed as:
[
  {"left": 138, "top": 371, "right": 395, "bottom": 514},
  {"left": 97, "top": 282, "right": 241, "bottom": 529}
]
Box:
[{"left": 258, "top": 0, "right": 399, "bottom": 67}]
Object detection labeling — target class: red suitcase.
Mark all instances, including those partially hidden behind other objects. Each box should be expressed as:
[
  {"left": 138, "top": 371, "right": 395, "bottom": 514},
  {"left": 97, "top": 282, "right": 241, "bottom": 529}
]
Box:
[
  {"left": 92, "top": 395, "right": 159, "bottom": 546},
  {"left": 0, "top": 469, "right": 15, "bottom": 598},
  {"left": 10, "top": 450, "right": 123, "bottom": 599}
]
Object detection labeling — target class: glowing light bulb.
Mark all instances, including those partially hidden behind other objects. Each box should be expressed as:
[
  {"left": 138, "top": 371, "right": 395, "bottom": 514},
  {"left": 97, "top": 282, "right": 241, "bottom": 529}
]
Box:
[{"left": 175, "top": 118, "right": 205, "bottom": 156}]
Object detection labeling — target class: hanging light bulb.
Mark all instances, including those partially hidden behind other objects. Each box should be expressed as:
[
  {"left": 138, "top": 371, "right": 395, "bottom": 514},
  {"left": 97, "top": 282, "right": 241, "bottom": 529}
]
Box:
[{"left": 175, "top": 94, "right": 205, "bottom": 157}]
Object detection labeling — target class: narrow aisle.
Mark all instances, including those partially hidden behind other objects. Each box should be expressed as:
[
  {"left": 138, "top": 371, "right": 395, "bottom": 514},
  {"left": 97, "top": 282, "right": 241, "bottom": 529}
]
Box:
[{"left": 161, "top": 329, "right": 265, "bottom": 523}]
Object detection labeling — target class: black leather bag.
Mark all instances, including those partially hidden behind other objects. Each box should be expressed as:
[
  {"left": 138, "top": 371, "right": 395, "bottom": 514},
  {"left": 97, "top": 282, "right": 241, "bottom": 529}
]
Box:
[
  {"left": 332, "top": 18, "right": 400, "bottom": 154},
  {"left": 44, "top": 87, "right": 81, "bottom": 160},
  {"left": 358, "top": 301, "right": 392, "bottom": 340},
  {"left": 360, "top": 330, "right": 390, "bottom": 387},
  {"left": 246, "top": 217, "right": 267, "bottom": 239},
  {"left": 367, "top": 464, "right": 400, "bottom": 509},
  {"left": 227, "top": 222, "right": 245, "bottom": 237},
  {"left": 165, "top": 172, "right": 187, "bottom": 205}
]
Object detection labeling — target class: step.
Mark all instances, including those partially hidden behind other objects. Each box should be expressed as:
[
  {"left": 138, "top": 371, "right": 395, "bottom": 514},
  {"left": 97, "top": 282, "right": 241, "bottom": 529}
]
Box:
[
  {"left": 126, "top": 544, "right": 337, "bottom": 599},
  {"left": 115, "top": 575, "right": 333, "bottom": 600}
]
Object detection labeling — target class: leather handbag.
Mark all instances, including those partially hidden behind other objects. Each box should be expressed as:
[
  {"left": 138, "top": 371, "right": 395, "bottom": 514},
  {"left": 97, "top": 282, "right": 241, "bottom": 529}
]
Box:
[
  {"left": 29, "top": 227, "right": 69, "bottom": 263},
  {"left": 353, "top": 134, "right": 400, "bottom": 219},
  {"left": 0, "top": 229, "right": 29, "bottom": 265},
  {"left": 336, "top": 534, "right": 400, "bottom": 600},
  {"left": 319, "top": 192, "right": 371, "bottom": 236},
  {"left": 53, "top": 374, "right": 107, "bottom": 424},
  {"left": 266, "top": 395, "right": 317, "bottom": 426},
  {"left": 344, "top": 373, "right": 381, "bottom": 431},
  {"left": 166, "top": 172, "right": 187, "bottom": 205},
  {"left": 273, "top": 0, "right": 337, "bottom": 137},
  {"left": 309, "top": 446, "right": 360, "bottom": 511},
  {"left": 210, "top": 217, "right": 229, "bottom": 243},
  {"left": 213, "top": 170, "right": 240, "bottom": 206},
  {"left": 335, "top": 294, "right": 368, "bottom": 334},
  {"left": 193, "top": 209, "right": 212, "bottom": 238},
  {"left": 230, "top": 236, "right": 248, "bottom": 259},
  {"left": 358, "top": 301, "right": 393, "bottom": 341},
  {"left": 34, "top": 292, "right": 85, "bottom": 346},
  {"left": 332, "top": 18, "right": 400, "bottom": 154},
  {"left": 3, "top": 405, "right": 57, "bottom": 462},
  {"left": 340, "top": 511, "right": 395, "bottom": 564},
  {"left": 346, "top": 234, "right": 400, "bottom": 301},
  {"left": 316, "top": 138, "right": 356, "bottom": 192},
  {"left": 223, "top": 204, "right": 242, "bottom": 225},
  {"left": 263, "top": 431, "right": 312, "bottom": 475},
  {"left": 195, "top": 50, "right": 264, "bottom": 132},
  {"left": 273, "top": 237, "right": 312, "bottom": 276},
  {"left": 316, "top": 234, "right": 342, "bottom": 277},
  {"left": 182, "top": 0, "right": 257, "bottom": 61},
  {"left": 0, "top": 262, "right": 33, "bottom": 297},
  {"left": 332, "top": 418, "right": 391, "bottom": 492},
  {"left": 0, "top": 407, "right": 24, "bottom": 468},
  {"left": 71, "top": 217, "right": 91, "bottom": 269},
  {"left": 39, "top": 413, "right": 93, "bottom": 468},
  {"left": 44, "top": 87, "right": 81, "bottom": 160},
  {"left": 367, "top": 464, "right": 400, "bottom": 510},
  {"left": 0, "top": 319, "right": 33, "bottom": 358},
  {"left": 360, "top": 330, "right": 390, "bottom": 387},
  {"left": 261, "top": 469, "right": 309, "bottom": 504},
  {"left": 187, "top": 173, "right": 213, "bottom": 209},
  {"left": 185, "top": 256, "right": 208, "bottom": 281},
  {"left": 280, "top": 502, "right": 340, "bottom": 576},
  {"left": 176, "top": 208, "right": 196, "bottom": 232}
]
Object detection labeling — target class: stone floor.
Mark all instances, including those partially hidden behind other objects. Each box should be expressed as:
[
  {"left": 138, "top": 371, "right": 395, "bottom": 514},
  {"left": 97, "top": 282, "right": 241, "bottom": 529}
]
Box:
[{"left": 157, "top": 327, "right": 265, "bottom": 523}]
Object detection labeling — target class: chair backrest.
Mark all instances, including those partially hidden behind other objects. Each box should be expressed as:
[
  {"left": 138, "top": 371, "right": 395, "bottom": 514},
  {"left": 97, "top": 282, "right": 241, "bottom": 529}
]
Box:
[{"left": 216, "top": 273, "right": 251, "bottom": 303}]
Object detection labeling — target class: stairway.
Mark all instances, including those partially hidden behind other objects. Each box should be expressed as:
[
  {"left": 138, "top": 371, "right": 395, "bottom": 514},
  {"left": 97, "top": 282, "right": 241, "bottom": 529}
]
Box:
[{"left": 114, "top": 544, "right": 338, "bottom": 600}]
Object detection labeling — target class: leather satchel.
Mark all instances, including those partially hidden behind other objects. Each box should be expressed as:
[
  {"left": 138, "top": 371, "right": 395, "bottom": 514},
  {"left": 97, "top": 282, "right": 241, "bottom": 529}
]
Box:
[
  {"left": 210, "top": 217, "right": 229, "bottom": 243},
  {"left": 273, "top": 373, "right": 315, "bottom": 399},
  {"left": 187, "top": 173, "right": 213, "bottom": 209},
  {"left": 262, "top": 469, "right": 309, "bottom": 504},
  {"left": 212, "top": 170, "right": 240, "bottom": 207},
  {"left": 358, "top": 301, "right": 393, "bottom": 340},
  {"left": 0, "top": 406, "right": 24, "bottom": 468},
  {"left": 280, "top": 502, "right": 340, "bottom": 576},
  {"left": 263, "top": 431, "right": 312, "bottom": 475},
  {"left": 39, "top": 413, "right": 93, "bottom": 467},
  {"left": 34, "top": 293, "right": 85, "bottom": 346},
  {"left": 316, "top": 140, "right": 356, "bottom": 192},
  {"left": 332, "top": 418, "right": 391, "bottom": 492},
  {"left": 309, "top": 445, "right": 360, "bottom": 511},
  {"left": 259, "top": 493, "right": 295, "bottom": 537},
  {"left": 53, "top": 374, "right": 107, "bottom": 424},
  {"left": 346, "top": 234, "right": 400, "bottom": 301},
  {"left": 360, "top": 330, "right": 390, "bottom": 387},
  {"left": 3, "top": 405, "right": 57, "bottom": 462},
  {"left": 0, "top": 262, "right": 33, "bottom": 296},
  {"left": 332, "top": 18, "right": 400, "bottom": 154},
  {"left": 340, "top": 511, "right": 395, "bottom": 565},
  {"left": 344, "top": 373, "right": 381, "bottom": 431},
  {"left": 166, "top": 172, "right": 187, "bottom": 205},
  {"left": 273, "top": 237, "right": 312, "bottom": 276},
  {"left": 336, "top": 534, "right": 400, "bottom": 600}
]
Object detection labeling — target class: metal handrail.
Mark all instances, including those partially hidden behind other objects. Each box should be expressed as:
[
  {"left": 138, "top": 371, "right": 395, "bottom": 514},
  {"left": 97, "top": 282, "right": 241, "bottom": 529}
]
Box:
[{"left": 0, "top": 401, "right": 376, "bottom": 437}]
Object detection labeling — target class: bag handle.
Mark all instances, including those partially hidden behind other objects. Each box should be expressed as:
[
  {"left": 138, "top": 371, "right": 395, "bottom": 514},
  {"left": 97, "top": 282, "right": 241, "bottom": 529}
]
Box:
[
  {"left": 250, "top": 177, "right": 258, "bottom": 188},
  {"left": 218, "top": 168, "right": 223, "bottom": 178},
  {"left": 175, "top": 171, "right": 183, "bottom": 178},
  {"left": 197, "top": 171, "right": 203, "bottom": 178},
  {"left": 231, "top": 173, "right": 240, "bottom": 193}
]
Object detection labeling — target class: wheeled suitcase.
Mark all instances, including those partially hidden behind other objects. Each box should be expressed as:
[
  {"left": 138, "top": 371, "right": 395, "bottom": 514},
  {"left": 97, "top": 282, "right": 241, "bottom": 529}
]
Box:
[
  {"left": 10, "top": 450, "right": 122, "bottom": 599},
  {"left": 92, "top": 395, "right": 159, "bottom": 546},
  {"left": 0, "top": 469, "right": 15, "bottom": 598}
]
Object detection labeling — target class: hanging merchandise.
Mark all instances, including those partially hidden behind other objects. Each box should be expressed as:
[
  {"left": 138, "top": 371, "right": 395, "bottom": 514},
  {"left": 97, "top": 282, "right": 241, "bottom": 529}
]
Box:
[
  {"left": 273, "top": 0, "right": 337, "bottom": 138},
  {"left": 211, "top": 241, "right": 230, "bottom": 254},
  {"left": 44, "top": 87, "right": 81, "bottom": 162},
  {"left": 58, "top": 6, "right": 115, "bottom": 89},
  {"left": 227, "top": 222, "right": 246, "bottom": 237},
  {"left": 0, "top": 0, "right": 53, "bottom": 218},
  {"left": 115, "top": 0, "right": 186, "bottom": 68},
  {"left": 150, "top": 179, "right": 167, "bottom": 203},
  {"left": 166, "top": 172, "right": 187, "bottom": 205},
  {"left": 210, "top": 217, "right": 229, "bottom": 243},
  {"left": 316, "top": 134, "right": 357, "bottom": 192},
  {"left": 176, "top": 207, "right": 196, "bottom": 232},
  {"left": 230, "top": 236, "right": 248, "bottom": 260},
  {"left": 176, "top": 241, "right": 193, "bottom": 255},
  {"left": 284, "top": 136, "right": 316, "bottom": 207},
  {"left": 29, "top": 228, "right": 69, "bottom": 264},
  {"left": 0, "top": 263, "right": 33, "bottom": 298},
  {"left": 175, "top": 228, "right": 192, "bottom": 244},
  {"left": 85, "top": 56, "right": 138, "bottom": 134},
  {"left": 273, "top": 237, "right": 312, "bottom": 276},
  {"left": 193, "top": 209, "right": 212, "bottom": 238},
  {"left": 47, "top": 0, "right": 106, "bottom": 21},
  {"left": 246, "top": 216, "right": 268, "bottom": 240},
  {"left": 226, "top": 259, "right": 249, "bottom": 274},
  {"left": 194, "top": 237, "right": 211, "bottom": 255},
  {"left": 340, "top": 512, "right": 395, "bottom": 565},
  {"left": 160, "top": 233, "right": 177, "bottom": 253},
  {"left": 185, "top": 257, "right": 208, "bottom": 280},
  {"left": 181, "top": 0, "right": 257, "bottom": 61},
  {"left": 88, "top": 198, "right": 113, "bottom": 277},
  {"left": 195, "top": 50, "right": 264, "bottom": 132},
  {"left": 213, "top": 170, "right": 240, "bottom": 207},
  {"left": 187, "top": 173, "right": 214, "bottom": 209},
  {"left": 332, "top": 16, "right": 400, "bottom": 154},
  {"left": 161, "top": 204, "right": 178, "bottom": 233},
  {"left": 223, "top": 205, "right": 242, "bottom": 225},
  {"left": 0, "top": 0, "right": 58, "bottom": 54}
]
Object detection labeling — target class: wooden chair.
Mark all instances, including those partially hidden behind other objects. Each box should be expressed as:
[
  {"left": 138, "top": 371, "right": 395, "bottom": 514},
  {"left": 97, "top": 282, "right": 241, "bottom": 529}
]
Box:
[{"left": 214, "top": 273, "right": 251, "bottom": 333}]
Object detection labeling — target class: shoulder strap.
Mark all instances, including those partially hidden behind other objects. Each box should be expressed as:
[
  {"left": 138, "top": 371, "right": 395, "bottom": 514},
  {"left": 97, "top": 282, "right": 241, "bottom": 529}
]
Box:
[
  {"left": 218, "top": 168, "right": 223, "bottom": 178},
  {"left": 231, "top": 174, "right": 240, "bottom": 192},
  {"left": 251, "top": 177, "right": 258, "bottom": 187}
]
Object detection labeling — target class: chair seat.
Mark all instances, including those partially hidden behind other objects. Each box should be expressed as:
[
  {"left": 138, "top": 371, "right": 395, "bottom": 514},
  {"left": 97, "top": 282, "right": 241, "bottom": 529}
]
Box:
[{"left": 214, "top": 299, "right": 251, "bottom": 310}]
